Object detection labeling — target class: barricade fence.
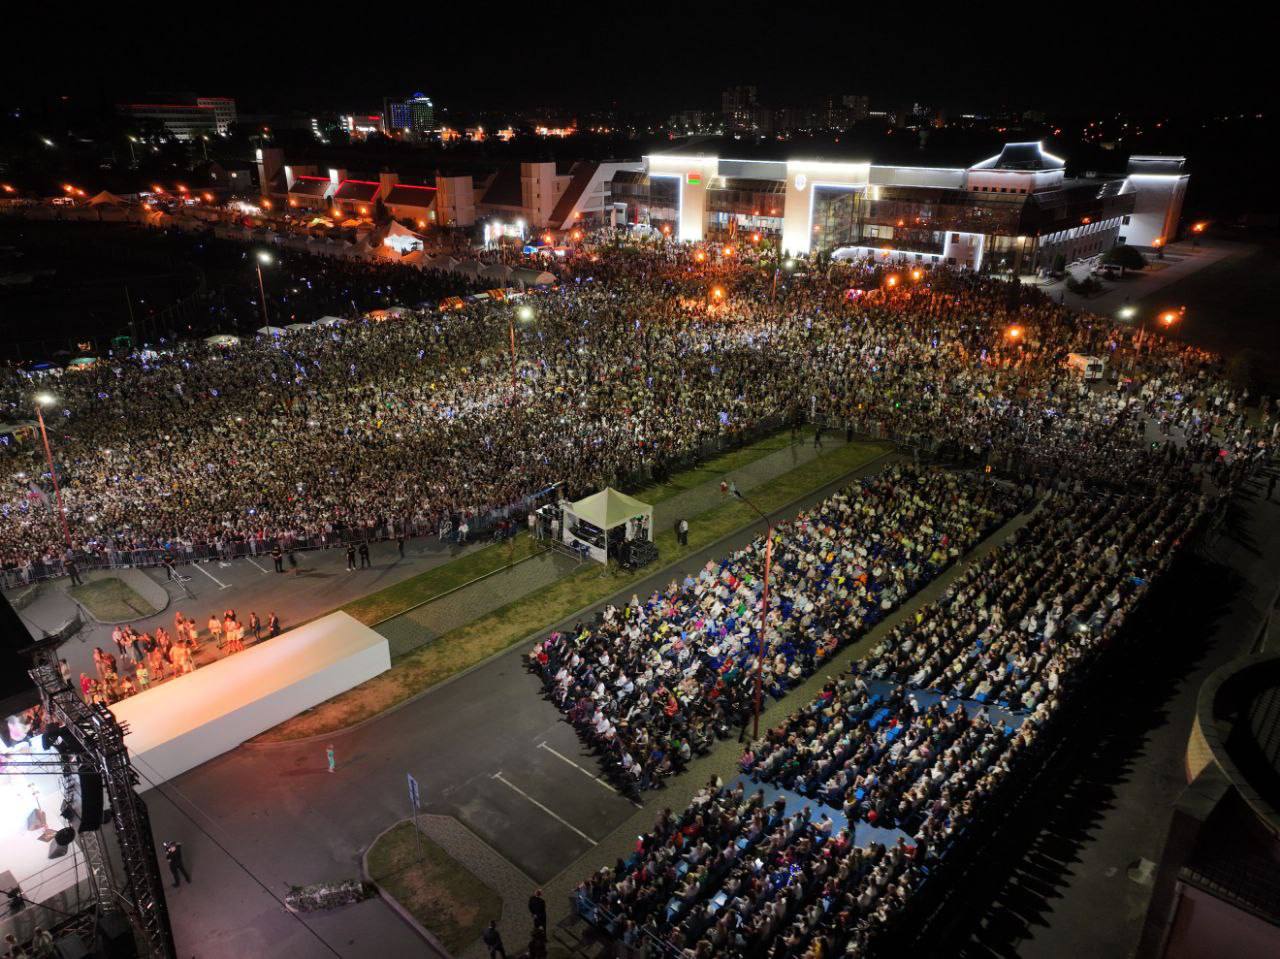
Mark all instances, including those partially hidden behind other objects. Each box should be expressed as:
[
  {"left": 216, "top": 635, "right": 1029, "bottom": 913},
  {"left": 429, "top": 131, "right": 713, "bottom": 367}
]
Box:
[{"left": 8, "top": 410, "right": 904, "bottom": 589}]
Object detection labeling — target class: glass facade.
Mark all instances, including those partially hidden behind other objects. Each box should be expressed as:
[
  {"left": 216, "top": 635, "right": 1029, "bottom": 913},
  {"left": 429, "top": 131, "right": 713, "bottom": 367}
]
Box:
[{"left": 705, "top": 178, "right": 786, "bottom": 239}]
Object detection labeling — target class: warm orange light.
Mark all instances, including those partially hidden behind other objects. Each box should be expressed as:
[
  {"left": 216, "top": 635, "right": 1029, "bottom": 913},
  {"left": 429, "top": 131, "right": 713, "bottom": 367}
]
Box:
[
  {"left": 910, "top": 268, "right": 923, "bottom": 281},
  {"left": 1007, "top": 325, "right": 1022, "bottom": 339},
  {"left": 723, "top": 246, "right": 734, "bottom": 256},
  {"left": 152, "top": 185, "right": 164, "bottom": 194},
  {"left": 571, "top": 230, "right": 582, "bottom": 241},
  {"left": 262, "top": 199, "right": 272, "bottom": 209},
  {"left": 694, "top": 250, "right": 706, "bottom": 262},
  {"left": 359, "top": 206, "right": 368, "bottom": 215},
  {"left": 661, "top": 225, "right": 671, "bottom": 235},
  {"left": 751, "top": 232, "right": 761, "bottom": 243},
  {"left": 1192, "top": 221, "right": 1207, "bottom": 233},
  {"left": 1159, "top": 310, "right": 1180, "bottom": 327},
  {"left": 885, "top": 275, "right": 899, "bottom": 288},
  {"left": 62, "top": 184, "right": 74, "bottom": 192},
  {"left": 710, "top": 286, "right": 725, "bottom": 301},
  {"left": 288, "top": 198, "right": 298, "bottom": 207},
  {"left": 418, "top": 220, "right": 427, "bottom": 228},
  {"left": 203, "top": 192, "right": 214, "bottom": 202},
  {"left": 177, "top": 184, "right": 188, "bottom": 192},
  {"left": 332, "top": 208, "right": 342, "bottom": 219},
  {"left": 543, "top": 233, "right": 553, "bottom": 244},
  {"left": 1152, "top": 236, "right": 1164, "bottom": 248},
  {"left": 1, "top": 184, "right": 13, "bottom": 193},
  {"left": 1081, "top": 216, "right": 1091, "bottom": 225}
]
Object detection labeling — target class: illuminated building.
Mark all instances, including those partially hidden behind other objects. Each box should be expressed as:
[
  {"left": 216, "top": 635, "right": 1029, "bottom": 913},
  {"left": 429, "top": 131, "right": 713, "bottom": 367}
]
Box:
[{"left": 618, "top": 142, "right": 1188, "bottom": 273}]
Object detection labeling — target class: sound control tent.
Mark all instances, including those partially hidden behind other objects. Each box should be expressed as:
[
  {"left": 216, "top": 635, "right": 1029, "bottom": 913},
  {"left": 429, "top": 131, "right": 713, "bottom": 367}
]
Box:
[{"left": 561, "top": 487, "right": 652, "bottom": 564}]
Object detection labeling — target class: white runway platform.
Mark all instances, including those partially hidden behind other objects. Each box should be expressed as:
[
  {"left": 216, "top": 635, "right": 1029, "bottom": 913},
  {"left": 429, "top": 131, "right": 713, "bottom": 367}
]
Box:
[{"left": 109, "top": 611, "right": 390, "bottom": 786}]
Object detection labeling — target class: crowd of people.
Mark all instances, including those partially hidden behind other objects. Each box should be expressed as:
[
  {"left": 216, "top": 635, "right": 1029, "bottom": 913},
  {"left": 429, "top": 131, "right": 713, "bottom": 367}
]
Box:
[
  {"left": 528, "top": 466, "right": 1013, "bottom": 795},
  {"left": 3, "top": 229, "right": 1270, "bottom": 580},
  {"left": 77, "top": 607, "right": 280, "bottom": 706},
  {"left": 576, "top": 481, "right": 1219, "bottom": 957}
]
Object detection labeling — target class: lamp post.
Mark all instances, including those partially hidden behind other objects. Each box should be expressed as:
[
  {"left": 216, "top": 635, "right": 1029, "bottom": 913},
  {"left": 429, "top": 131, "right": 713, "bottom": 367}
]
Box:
[
  {"left": 726, "top": 482, "right": 774, "bottom": 740},
  {"left": 33, "top": 393, "right": 72, "bottom": 551},
  {"left": 255, "top": 251, "right": 273, "bottom": 329},
  {"left": 510, "top": 305, "right": 535, "bottom": 396}
]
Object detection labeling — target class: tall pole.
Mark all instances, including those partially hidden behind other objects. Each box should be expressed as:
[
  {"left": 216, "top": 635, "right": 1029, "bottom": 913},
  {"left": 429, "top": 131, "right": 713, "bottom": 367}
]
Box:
[
  {"left": 508, "top": 314, "right": 518, "bottom": 394},
  {"left": 729, "top": 485, "right": 774, "bottom": 740},
  {"left": 124, "top": 285, "right": 138, "bottom": 345},
  {"left": 34, "top": 402, "right": 72, "bottom": 550},
  {"left": 256, "top": 261, "right": 270, "bottom": 329},
  {"left": 753, "top": 528, "right": 773, "bottom": 740}
]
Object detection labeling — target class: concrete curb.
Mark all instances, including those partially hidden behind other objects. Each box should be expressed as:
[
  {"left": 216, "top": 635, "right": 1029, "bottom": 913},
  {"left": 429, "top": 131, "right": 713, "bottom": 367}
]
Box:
[
  {"left": 360, "top": 821, "right": 453, "bottom": 959},
  {"left": 244, "top": 445, "right": 895, "bottom": 750}
]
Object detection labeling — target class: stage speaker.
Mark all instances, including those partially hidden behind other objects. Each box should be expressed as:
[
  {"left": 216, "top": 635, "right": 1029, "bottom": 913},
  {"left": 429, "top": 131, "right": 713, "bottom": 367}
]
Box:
[
  {"left": 94, "top": 912, "right": 133, "bottom": 959},
  {"left": 78, "top": 771, "right": 104, "bottom": 831},
  {"left": 48, "top": 827, "right": 75, "bottom": 860},
  {"left": 53, "top": 932, "right": 90, "bottom": 959}
]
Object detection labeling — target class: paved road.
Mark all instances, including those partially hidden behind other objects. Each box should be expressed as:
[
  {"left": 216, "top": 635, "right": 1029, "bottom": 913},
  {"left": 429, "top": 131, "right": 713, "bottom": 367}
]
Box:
[{"left": 142, "top": 448, "right": 897, "bottom": 959}]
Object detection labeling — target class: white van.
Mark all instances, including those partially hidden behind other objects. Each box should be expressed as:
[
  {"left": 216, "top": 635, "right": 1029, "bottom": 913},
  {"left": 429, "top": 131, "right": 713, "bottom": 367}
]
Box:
[{"left": 1066, "top": 353, "right": 1106, "bottom": 381}]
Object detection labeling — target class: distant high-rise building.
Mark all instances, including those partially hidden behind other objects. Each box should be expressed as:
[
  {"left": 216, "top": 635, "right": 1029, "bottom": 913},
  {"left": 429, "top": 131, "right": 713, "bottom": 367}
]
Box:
[
  {"left": 118, "top": 96, "right": 235, "bottom": 140},
  {"left": 196, "top": 97, "right": 237, "bottom": 135},
  {"left": 383, "top": 93, "right": 435, "bottom": 140},
  {"left": 407, "top": 93, "right": 435, "bottom": 136},
  {"left": 722, "top": 86, "right": 758, "bottom": 133}
]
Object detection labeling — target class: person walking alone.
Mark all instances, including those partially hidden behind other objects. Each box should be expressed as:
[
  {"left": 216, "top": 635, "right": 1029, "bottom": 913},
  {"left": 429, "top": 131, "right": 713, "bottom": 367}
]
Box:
[
  {"left": 482, "top": 920, "right": 506, "bottom": 958},
  {"left": 676, "top": 517, "right": 689, "bottom": 547},
  {"left": 272, "top": 543, "right": 284, "bottom": 573},
  {"left": 165, "top": 841, "right": 191, "bottom": 888},
  {"left": 346, "top": 543, "right": 356, "bottom": 571},
  {"left": 528, "top": 889, "right": 547, "bottom": 930},
  {"left": 358, "top": 541, "right": 370, "bottom": 568}
]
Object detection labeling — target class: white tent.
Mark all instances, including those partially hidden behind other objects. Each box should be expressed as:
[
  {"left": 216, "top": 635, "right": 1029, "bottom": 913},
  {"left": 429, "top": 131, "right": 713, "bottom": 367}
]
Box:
[
  {"left": 204, "top": 334, "right": 241, "bottom": 347},
  {"left": 315, "top": 315, "right": 344, "bottom": 327},
  {"left": 285, "top": 322, "right": 314, "bottom": 332},
  {"left": 256, "top": 325, "right": 287, "bottom": 337},
  {"left": 513, "top": 267, "right": 557, "bottom": 287},
  {"left": 560, "top": 487, "right": 653, "bottom": 565},
  {"left": 88, "top": 190, "right": 127, "bottom": 207}
]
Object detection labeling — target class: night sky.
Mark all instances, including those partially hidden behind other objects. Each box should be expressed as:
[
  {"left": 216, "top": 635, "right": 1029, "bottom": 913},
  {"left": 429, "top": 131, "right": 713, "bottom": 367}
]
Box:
[{"left": 1, "top": 7, "right": 1267, "bottom": 117}]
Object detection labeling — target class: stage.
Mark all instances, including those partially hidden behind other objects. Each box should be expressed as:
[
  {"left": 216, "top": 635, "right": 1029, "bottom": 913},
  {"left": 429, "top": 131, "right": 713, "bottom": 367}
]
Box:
[{"left": 109, "top": 611, "right": 390, "bottom": 787}]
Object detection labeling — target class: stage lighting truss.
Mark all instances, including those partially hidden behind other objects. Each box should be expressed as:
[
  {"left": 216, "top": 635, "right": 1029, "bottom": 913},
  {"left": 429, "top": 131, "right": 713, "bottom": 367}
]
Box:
[{"left": 24, "top": 640, "right": 177, "bottom": 959}]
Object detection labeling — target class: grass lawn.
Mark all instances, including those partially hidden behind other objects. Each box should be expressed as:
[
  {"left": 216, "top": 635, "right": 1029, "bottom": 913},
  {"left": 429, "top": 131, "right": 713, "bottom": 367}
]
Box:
[
  {"left": 69, "top": 577, "right": 158, "bottom": 621},
  {"left": 258, "top": 439, "right": 887, "bottom": 742},
  {"left": 629, "top": 432, "right": 798, "bottom": 506},
  {"left": 365, "top": 821, "right": 501, "bottom": 955},
  {"left": 343, "top": 534, "right": 546, "bottom": 626}
]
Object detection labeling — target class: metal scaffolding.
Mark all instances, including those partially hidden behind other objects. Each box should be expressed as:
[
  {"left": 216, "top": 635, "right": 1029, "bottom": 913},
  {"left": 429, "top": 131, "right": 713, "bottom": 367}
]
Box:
[{"left": 24, "top": 638, "right": 177, "bottom": 958}]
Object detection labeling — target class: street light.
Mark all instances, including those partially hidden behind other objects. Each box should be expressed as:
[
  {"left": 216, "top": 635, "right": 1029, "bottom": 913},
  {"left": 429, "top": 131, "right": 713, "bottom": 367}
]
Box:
[
  {"left": 509, "top": 305, "right": 536, "bottom": 394},
  {"left": 255, "top": 252, "right": 273, "bottom": 328},
  {"left": 32, "top": 394, "right": 72, "bottom": 551}
]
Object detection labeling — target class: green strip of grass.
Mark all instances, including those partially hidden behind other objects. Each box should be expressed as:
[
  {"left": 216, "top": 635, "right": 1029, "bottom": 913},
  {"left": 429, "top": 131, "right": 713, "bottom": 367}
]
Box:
[
  {"left": 343, "top": 534, "right": 545, "bottom": 626},
  {"left": 69, "top": 577, "right": 159, "bottom": 622},
  {"left": 258, "top": 440, "right": 886, "bottom": 742},
  {"left": 366, "top": 821, "right": 501, "bottom": 956},
  {"left": 629, "top": 432, "right": 798, "bottom": 505},
  {"left": 341, "top": 431, "right": 801, "bottom": 626}
]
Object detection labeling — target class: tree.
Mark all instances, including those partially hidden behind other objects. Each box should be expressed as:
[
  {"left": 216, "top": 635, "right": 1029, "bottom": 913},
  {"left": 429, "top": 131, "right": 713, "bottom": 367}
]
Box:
[{"left": 1103, "top": 243, "right": 1147, "bottom": 276}]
